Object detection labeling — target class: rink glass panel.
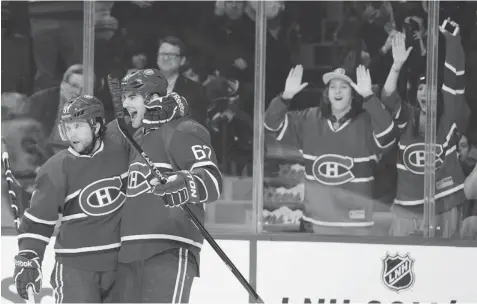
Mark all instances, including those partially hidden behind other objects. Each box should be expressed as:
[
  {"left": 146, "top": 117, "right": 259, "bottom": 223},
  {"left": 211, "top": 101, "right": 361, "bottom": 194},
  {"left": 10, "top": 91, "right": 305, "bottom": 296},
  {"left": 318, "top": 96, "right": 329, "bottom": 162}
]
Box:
[
  {"left": 253, "top": 1, "right": 475, "bottom": 245},
  {"left": 3, "top": 1, "right": 473, "bottom": 246},
  {"left": 1, "top": 1, "right": 86, "bottom": 228}
]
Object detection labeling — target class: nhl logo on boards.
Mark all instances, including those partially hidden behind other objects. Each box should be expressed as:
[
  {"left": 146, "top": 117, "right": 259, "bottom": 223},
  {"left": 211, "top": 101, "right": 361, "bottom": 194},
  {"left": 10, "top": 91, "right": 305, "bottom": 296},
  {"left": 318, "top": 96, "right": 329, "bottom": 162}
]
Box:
[{"left": 381, "top": 253, "right": 415, "bottom": 292}]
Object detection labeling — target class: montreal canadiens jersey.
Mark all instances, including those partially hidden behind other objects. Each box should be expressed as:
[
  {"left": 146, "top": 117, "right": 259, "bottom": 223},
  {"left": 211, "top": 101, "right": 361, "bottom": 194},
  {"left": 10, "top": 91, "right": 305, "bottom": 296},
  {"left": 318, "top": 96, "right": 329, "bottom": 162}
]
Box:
[
  {"left": 120, "top": 117, "right": 222, "bottom": 264},
  {"left": 18, "top": 121, "right": 129, "bottom": 271},
  {"left": 264, "top": 95, "right": 396, "bottom": 229},
  {"left": 392, "top": 37, "right": 468, "bottom": 214}
]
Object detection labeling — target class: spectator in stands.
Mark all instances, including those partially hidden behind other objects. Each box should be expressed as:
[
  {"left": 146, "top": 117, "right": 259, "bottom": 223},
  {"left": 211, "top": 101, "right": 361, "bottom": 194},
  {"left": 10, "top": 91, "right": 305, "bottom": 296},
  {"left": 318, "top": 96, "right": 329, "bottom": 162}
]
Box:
[
  {"left": 459, "top": 133, "right": 477, "bottom": 176},
  {"left": 27, "top": 64, "right": 86, "bottom": 155},
  {"left": 249, "top": 1, "right": 295, "bottom": 103},
  {"left": 359, "top": 1, "right": 398, "bottom": 86},
  {"left": 396, "top": 13, "right": 428, "bottom": 103},
  {"left": 28, "top": 1, "right": 83, "bottom": 91},
  {"left": 2, "top": 2, "right": 33, "bottom": 95},
  {"left": 205, "top": 0, "right": 255, "bottom": 85},
  {"left": 155, "top": 36, "right": 208, "bottom": 127},
  {"left": 264, "top": 64, "right": 397, "bottom": 236},
  {"left": 381, "top": 21, "right": 469, "bottom": 238}
]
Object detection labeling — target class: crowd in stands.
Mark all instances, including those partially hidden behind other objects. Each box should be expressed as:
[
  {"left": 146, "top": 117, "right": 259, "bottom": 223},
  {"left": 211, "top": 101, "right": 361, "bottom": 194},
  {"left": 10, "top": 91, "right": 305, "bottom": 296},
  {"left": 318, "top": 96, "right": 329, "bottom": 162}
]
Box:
[{"left": 1, "top": 1, "right": 476, "bottom": 239}]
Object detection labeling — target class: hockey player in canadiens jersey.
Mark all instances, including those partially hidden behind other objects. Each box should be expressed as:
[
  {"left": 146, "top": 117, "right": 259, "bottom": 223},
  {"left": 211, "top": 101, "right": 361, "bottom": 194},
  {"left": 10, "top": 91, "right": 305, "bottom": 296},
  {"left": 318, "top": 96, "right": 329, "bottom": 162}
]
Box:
[
  {"left": 112, "top": 69, "right": 223, "bottom": 303},
  {"left": 380, "top": 19, "right": 470, "bottom": 237},
  {"left": 13, "top": 95, "right": 129, "bottom": 302},
  {"left": 265, "top": 64, "right": 398, "bottom": 235}
]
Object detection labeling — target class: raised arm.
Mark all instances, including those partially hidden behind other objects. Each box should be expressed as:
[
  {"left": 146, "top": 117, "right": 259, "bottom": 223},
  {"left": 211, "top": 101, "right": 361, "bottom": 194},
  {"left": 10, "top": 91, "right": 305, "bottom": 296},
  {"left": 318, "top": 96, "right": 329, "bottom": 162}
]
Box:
[
  {"left": 264, "top": 65, "right": 310, "bottom": 149},
  {"left": 381, "top": 32, "right": 412, "bottom": 133},
  {"left": 351, "top": 65, "right": 397, "bottom": 151},
  {"left": 441, "top": 19, "right": 470, "bottom": 133}
]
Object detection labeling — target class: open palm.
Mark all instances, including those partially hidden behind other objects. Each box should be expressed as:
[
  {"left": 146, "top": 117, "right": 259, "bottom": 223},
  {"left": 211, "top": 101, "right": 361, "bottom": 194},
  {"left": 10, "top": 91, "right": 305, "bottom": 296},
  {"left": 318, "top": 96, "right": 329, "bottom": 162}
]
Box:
[
  {"left": 350, "top": 65, "right": 373, "bottom": 98},
  {"left": 392, "top": 32, "right": 413, "bottom": 65},
  {"left": 283, "top": 65, "right": 308, "bottom": 100}
]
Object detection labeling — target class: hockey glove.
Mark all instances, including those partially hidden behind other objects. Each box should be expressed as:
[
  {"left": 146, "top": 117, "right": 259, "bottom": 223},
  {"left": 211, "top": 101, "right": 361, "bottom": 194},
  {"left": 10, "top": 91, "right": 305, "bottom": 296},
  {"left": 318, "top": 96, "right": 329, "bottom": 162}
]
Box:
[
  {"left": 150, "top": 170, "right": 200, "bottom": 207},
  {"left": 143, "top": 92, "right": 191, "bottom": 131},
  {"left": 14, "top": 250, "right": 42, "bottom": 300}
]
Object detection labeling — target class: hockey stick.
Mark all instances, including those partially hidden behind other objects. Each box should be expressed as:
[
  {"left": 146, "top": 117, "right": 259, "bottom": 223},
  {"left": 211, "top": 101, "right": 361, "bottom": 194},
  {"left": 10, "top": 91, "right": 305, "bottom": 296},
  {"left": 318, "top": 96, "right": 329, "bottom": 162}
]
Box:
[
  {"left": 1, "top": 138, "right": 36, "bottom": 304},
  {"left": 108, "top": 76, "right": 264, "bottom": 303}
]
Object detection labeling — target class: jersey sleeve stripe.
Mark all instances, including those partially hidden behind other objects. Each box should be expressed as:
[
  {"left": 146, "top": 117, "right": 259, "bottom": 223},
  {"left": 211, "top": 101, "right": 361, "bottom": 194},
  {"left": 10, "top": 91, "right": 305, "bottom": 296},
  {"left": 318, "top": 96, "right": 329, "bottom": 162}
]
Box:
[
  {"left": 190, "top": 160, "right": 219, "bottom": 171},
  {"left": 65, "top": 189, "right": 81, "bottom": 203},
  {"left": 374, "top": 120, "right": 395, "bottom": 138},
  {"left": 398, "top": 122, "right": 408, "bottom": 129},
  {"left": 373, "top": 136, "right": 396, "bottom": 150},
  {"left": 444, "top": 61, "right": 465, "bottom": 75},
  {"left": 203, "top": 168, "right": 221, "bottom": 200},
  {"left": 60, "top": 213, "right": 88, "bottom": 222},
  {"left": 24, "top": 211, "right": 57, "bottom": 225},
  {"left": 17, "top": 233, "right": 50, "bottom": 243},
  {"left": 276, "top": 114, "right": 289, "bottom": 141},
  {"left": 442, "top": 84, "right": 465, "bottom": 95},
  {"left": 193, "top": 175, "right": 209, "bottom": 203},
  {"left": 264, "top": 120, "right": 285, "bottom": 132}
]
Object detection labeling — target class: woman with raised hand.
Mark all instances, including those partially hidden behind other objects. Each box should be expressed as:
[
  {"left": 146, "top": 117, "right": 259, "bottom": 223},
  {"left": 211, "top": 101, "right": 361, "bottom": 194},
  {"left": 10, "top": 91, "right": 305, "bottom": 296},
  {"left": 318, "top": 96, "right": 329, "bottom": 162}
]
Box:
[
  {"left": 264, "top": 63, "right": 396, "bottom": 236},
  {"left": 381, "top": 19, "right": 470, "bottom": 238}
]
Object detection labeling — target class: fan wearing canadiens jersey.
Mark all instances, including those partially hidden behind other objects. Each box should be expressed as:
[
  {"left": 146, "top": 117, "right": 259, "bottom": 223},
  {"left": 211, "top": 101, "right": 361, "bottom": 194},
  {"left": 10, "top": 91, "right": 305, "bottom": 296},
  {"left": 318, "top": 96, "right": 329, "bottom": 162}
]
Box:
[
  {"left": 380, "top": 19, "right": 470, "bottom": 237},
  {"left": 265, "top": 64, "right": 397, "bottom": 235},
  {"left": 13, "top": 95, "right": 129, "bottom": 303},
  {"left": 113, "top": 69, "right": 222, "bottom": 303}
]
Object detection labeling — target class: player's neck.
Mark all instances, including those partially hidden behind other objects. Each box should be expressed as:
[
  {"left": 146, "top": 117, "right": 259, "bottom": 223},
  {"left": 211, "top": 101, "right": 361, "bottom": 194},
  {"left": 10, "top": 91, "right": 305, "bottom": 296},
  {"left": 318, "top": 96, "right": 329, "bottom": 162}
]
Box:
[{"left": 89, "top": 137, "right": 102, "bottom": 155}]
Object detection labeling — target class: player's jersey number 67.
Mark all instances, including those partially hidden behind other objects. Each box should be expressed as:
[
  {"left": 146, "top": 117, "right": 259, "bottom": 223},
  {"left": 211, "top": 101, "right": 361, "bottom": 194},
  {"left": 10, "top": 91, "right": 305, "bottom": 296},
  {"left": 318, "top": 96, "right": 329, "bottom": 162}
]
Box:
[{"left": 191, "top": 145, "right": 212, "bottom": 161}]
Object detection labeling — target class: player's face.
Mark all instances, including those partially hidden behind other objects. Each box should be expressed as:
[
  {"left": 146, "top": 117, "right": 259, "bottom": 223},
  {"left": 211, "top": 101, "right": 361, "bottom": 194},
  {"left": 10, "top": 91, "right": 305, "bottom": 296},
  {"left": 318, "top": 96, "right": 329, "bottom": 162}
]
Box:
[
  {"left": 328, "top": 79, "right": 353, "bottom": 113},
  {"left": 417, "top": 83, "right": 427, "bottom": 112},
  {"left": 122, "top": 92, "right": 146, "bottom": 128},
  {"left": 62, "top": 120, "right": 96, "bottom": 153},
  {"left": 156, "top": 43, "right": 185, "bottom": 75}
]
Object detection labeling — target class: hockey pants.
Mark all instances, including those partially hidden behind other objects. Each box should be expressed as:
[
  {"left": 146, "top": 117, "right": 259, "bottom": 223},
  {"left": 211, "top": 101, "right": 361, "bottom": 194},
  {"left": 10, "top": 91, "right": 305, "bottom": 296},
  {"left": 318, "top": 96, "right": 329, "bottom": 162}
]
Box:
[
  {"left": 113, "top": 247, "right": 198, "bottom": 303},
  {"left": 50, "top": 261, "right": 116, "bottom": 303}
]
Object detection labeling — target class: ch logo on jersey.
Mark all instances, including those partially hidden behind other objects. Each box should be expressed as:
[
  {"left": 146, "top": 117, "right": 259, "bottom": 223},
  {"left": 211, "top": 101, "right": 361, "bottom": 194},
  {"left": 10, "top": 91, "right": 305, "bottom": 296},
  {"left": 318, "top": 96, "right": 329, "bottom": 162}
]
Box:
[
  {"left": 402, "top": 143, "right": 444, "bottom": 175},
  {"left": 79, "top": 176, "right": 126, "bottom": 216},
  {"left": 312, "top": 154, "right": 355, "bottom": 186},
  {"left": 127, "top": 162, "right": 152, "bottom": 197}
]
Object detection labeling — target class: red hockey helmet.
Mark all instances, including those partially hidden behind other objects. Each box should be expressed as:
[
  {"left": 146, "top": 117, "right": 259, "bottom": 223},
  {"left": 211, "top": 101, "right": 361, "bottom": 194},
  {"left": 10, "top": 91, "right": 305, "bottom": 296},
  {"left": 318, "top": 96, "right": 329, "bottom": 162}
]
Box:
[
  {"left": 59, "top": 95, "right": 105, "bottom": 141},
  {"left": 121, "top": 69, "right": 168, "bottom": 102},
  {"left": 60, "top": 94, "right": 105, "bottom": 123}
]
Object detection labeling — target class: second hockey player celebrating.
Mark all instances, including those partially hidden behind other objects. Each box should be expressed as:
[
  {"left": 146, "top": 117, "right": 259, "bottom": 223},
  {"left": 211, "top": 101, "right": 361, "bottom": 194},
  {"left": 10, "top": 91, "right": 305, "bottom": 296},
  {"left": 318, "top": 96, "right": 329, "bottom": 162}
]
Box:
[{"left": 114, "top": 69, "right": 223, "bottom": 303}]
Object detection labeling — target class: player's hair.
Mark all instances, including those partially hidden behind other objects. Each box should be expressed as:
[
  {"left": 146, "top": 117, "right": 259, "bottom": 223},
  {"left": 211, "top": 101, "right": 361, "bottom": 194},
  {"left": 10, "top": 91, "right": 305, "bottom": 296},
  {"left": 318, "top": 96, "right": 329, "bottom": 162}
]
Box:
[
  {"left": 320, "top": 84, "right": 363, "bottom": 122},
  {"left": 158, "top": 36, "right": 187, "bottom": 57},
  {"left": 94, "top": 117, "right": 107, "bottom": 138}
]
